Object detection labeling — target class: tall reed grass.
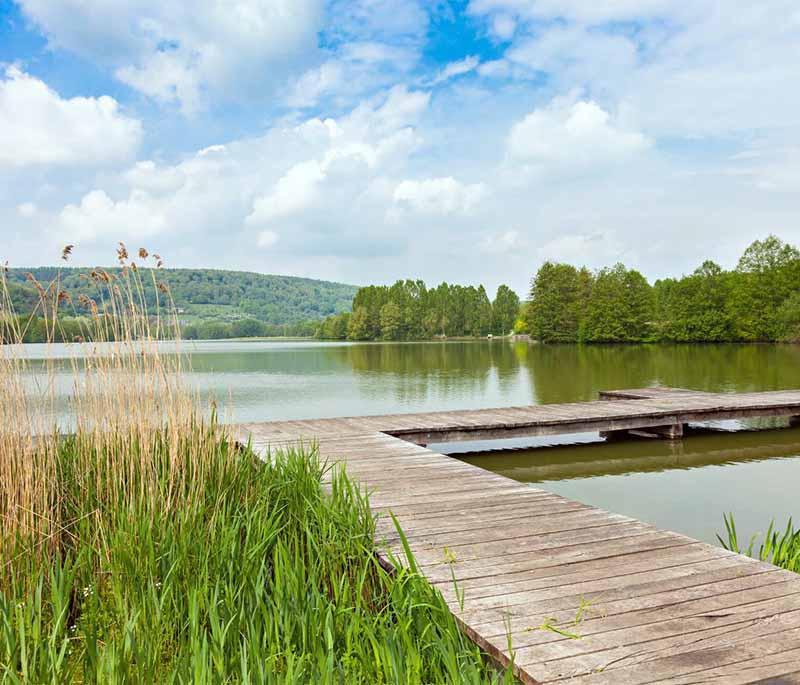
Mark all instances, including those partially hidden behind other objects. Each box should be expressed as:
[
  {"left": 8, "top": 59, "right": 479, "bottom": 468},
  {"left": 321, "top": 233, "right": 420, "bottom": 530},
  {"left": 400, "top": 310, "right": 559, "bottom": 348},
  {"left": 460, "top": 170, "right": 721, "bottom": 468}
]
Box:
[{"left": 0, "top": 247, "right": 508, "bottom": 682}]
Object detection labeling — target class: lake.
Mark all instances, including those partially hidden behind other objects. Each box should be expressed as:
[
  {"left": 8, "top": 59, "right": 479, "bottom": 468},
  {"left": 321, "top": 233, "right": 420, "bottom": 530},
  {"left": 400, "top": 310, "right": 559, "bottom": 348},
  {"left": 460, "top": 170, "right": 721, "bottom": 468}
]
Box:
[{"left": 14, "top": 339, "right": 800, "bottom": 547}]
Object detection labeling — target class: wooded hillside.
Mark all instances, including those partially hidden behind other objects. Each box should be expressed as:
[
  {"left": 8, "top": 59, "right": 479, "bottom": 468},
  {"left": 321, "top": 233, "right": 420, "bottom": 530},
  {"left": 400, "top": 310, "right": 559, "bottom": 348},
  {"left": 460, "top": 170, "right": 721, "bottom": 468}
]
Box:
[{"left": 5, "top": 267, "right": 357, "bottom": 326}]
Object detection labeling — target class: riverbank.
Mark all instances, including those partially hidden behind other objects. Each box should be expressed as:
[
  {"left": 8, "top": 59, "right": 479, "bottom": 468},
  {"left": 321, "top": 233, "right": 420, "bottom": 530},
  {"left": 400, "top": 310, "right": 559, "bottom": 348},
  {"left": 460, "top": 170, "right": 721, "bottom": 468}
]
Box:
[{"left": 1, "top": 430, "right": 507, "bottom": 682}]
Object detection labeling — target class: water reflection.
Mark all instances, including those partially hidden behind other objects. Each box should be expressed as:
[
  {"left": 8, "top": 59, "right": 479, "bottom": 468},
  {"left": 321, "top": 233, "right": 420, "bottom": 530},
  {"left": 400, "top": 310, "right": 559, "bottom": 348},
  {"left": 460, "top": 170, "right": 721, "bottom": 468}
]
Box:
[
  {"left": 10, "top": 339, "right": 800, "bottom": 423},
  {"left": 459, "top": 426, "right": 800, "bottom": 482},
  {"left": 459, "top": 426, "right": 800, "bottom": 546}
]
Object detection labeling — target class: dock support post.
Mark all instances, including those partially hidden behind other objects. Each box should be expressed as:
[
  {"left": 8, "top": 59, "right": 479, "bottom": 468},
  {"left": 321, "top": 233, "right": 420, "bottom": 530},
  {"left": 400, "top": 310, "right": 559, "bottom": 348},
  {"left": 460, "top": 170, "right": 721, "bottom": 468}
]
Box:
[{"left": 790, "top": 416, "right": 800, "bottom": 428}]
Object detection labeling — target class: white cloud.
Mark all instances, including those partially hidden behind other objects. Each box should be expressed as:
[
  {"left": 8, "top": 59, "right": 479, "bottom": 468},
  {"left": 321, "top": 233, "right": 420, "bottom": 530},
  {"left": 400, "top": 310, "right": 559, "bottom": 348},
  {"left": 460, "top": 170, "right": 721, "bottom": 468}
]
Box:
[
  {"left": 59, "top": 189, "right": 167, "bottom": 242},
  {"left": 507, "top": 98, "right": 650, "bottom": 168},
  {"left": 18, "top": 0, "right": 325, "bottom": 112},
  {"left": 491, "top": 14, "right": 516, "bottom": 40},
  {"left": 7, "top": 1, "right": 800, "bottom": 294},
  {"left": 477, "top": 59, "right": 511, "bottom": 78},
  {"left": 257, "top": 230, "right": 280, "bottom": 248},
  {"left": 247, "top": 160, "right": 325, "bottom": 225},
  {"left": 468, "top": 0, "right": 680, "bottom": 24},
  {"left": 286, "top": 61, "right": 345, "bottom": 108},
  {"left": 0, "top": 67, "right": 141, "bottom": 167},
  {"left": 17, "top": 202, "right": 37, "bottom": 218},
  {"left": 535, "top": 232, "right": 624, "bottom": 265},
  {"left": 391, "top": 177, "right": 486, "bottom": 216},
  {"left": 432, "top": 56, "right": 480, "bottom": 84},
  {"left": 480, "top": 229, "right": 522, "bottom": 253}
]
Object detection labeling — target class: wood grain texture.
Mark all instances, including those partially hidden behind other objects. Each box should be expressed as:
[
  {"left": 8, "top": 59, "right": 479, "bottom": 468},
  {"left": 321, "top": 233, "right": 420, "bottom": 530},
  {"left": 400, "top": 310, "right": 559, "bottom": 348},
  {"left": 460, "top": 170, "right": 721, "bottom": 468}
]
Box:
[{"left": 234, "top": 387, "right": 800, "bottom": 684}]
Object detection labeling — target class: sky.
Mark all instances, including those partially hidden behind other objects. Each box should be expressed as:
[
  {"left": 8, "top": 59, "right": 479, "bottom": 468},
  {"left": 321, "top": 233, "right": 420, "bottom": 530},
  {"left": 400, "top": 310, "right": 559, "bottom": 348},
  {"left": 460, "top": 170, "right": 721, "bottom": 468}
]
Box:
[{"left": 1, "top": 0, "right": 800, "bottom": 296}]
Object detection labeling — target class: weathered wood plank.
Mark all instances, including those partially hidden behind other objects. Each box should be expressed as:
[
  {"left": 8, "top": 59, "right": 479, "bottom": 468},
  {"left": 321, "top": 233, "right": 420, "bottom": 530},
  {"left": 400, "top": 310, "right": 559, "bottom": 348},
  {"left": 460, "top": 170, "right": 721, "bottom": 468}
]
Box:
[{"left": 236, "top": 387, "right": 800, "bottom": 684}]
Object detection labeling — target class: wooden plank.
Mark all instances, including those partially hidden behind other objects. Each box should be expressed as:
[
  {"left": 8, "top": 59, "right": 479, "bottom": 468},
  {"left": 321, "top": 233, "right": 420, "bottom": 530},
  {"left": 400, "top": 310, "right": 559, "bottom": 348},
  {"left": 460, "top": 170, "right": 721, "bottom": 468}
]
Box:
[{"left": 234, "top": 387, "right": 800, "bottom": 684}]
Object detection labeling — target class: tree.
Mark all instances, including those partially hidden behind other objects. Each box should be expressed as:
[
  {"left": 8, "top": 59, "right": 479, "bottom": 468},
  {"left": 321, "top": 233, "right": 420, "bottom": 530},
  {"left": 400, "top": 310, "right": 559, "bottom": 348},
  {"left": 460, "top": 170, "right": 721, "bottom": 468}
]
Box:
[
  {"left": 526, "top": 262, "right": 586, "bottom": 343},
  {"left": 492, "top": 285, "right": 520, "bottom": 335},
  {"left": 231, "top": 319, "right": 265, "bottom": 338},
  {"left": 583, "top": 264, "right": 653, "bottom": 342},
  {"left": 347, "top": 306, "right": 370, "bottom": 340},
  {"left": 730, "top": 236, "right": 800, "bottom": 341},
  {"left": 380, "top": 301, "right": 403, "bottom": 340},
  {"left": 655, "top": 261, "right": 731, "bottom": 342},
  {"left": 778, "top": 292, "right": 800, "bottom": 342}
]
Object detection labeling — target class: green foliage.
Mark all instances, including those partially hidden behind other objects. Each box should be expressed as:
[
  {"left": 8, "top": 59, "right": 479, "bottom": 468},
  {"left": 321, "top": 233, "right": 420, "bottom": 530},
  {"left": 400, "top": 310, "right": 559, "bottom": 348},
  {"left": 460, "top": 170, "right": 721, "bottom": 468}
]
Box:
[
  {"left": 525, "top": 263, "right": 590, "bottom": 343},
  {"left": 729, "top": 236, "right": 800, "bottom": 341},
  {"left": 523, "top": 235, "right": 800, "bottom": 345},
  {"left": 718, "top": 514, "right": 800, "bottom": 573},
  {"left": 583, "top": 265, "right": 653, "bottom": 343},
  {"left": 346, "top": 307, "right": 370, "bottom": 341},
  {"left": 380, "top": 301, "right": 404, "bottom": 340},
  {"left": 492, "top": 285, "right": 521, "bottom": 336},
  {"left": 182, "top": 319, "right": 317, "bottom": 340},
  {"left": 1, "top": 442, "right": 508, "bottom": 683},
  {"left": 778, "top": 292, "right": 800, "bottom": 342},
  {"left": 5, "top": 267, "right": 357, "bottom": 327},
  {"left": 316, "top": 280, "right": 520, "bottom": 341},
  {"left": 654, "top": 261, "right": 732, "bottom": 342}
]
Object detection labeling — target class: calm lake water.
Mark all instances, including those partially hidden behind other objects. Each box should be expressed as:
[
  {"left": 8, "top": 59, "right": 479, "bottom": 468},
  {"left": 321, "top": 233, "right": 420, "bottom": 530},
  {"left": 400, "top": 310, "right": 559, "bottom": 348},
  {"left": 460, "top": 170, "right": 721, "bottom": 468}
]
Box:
[{"left": 14, "top": 339, "right": 800, "bottom": 546}]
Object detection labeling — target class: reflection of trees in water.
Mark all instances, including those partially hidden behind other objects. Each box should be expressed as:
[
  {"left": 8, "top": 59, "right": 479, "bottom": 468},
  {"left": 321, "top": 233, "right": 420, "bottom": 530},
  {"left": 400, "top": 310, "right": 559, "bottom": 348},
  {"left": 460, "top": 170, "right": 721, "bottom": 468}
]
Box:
[
  {"left": 187, "top": 347, "right": 353, "bottom": 375},
  {"left": 342, "top": 342, "right": 522, "bottom": 403},
  {"left": 522, "top": 344, "right": 657, "bottom": 405},
  {"left": 523, "top": 343, "right": 800, "bottom": 405}
]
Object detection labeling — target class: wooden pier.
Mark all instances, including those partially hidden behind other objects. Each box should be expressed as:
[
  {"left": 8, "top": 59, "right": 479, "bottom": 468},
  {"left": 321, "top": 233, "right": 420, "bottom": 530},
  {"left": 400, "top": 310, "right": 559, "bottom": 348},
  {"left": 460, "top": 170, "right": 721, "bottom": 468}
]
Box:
[{"left": 236, "top": 388, "right": 800, "bottom": 684}]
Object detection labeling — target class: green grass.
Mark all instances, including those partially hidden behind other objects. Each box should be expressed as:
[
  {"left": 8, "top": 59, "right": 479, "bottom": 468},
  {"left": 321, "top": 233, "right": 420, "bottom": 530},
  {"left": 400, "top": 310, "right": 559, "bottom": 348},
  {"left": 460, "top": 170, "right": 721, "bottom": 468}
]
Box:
[
  {"left": 1, "top": 436, "right": 510, "bottom": 684},
  {"left": 718, "top": 513, "right": 800, "bottom": 572}
]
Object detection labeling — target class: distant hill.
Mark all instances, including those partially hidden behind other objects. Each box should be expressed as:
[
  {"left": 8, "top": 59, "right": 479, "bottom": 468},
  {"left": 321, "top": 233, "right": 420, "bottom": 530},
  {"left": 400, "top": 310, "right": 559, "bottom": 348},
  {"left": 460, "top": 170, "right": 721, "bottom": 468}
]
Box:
[{"left": 4, "top": 267, "right": 358, "bottom": 325}]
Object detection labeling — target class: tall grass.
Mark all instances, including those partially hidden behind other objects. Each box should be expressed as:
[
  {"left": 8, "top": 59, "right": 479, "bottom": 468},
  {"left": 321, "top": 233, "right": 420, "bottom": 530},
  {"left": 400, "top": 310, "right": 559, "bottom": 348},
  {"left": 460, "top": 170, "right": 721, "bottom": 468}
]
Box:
[
  {"left": 0, "top": 247, "right": 507, "bottom": 682},
  {"left": 1, "top": 245, "right": 205, "bottom": 584},
  {"left": 718, "top": 513, "right": 800, "bottom": 572}
]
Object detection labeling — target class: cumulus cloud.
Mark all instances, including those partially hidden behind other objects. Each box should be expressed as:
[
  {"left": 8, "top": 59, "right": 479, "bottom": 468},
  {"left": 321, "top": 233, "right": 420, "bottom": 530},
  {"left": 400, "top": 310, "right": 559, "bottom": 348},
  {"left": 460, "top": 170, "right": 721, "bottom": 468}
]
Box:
[
  {"left": 33, "top": 85, "right": 432, "bottom": 274},
  {"left": 7, "top": 1, "right": 800, "bottom": 293},
  {"left": 17, "top": 0, "right": 325, "bottom": 112},
  {"left": 507, "top": 98, "right": 650, "bottom": 168},
  {"left": 59, "top": 189, "right": 167, "bottom": 242},
  {"left": 286, "top": 62, "right": 345, "bottom": 108},
  {"left": 391, "top": 177, "right": 486, "bottom": 216},
  {"left": 247, "top": 160, "right": 326, "bottom": 225},
  {"left": 0, "top": 67, "right": 141, "bottom": 167}
]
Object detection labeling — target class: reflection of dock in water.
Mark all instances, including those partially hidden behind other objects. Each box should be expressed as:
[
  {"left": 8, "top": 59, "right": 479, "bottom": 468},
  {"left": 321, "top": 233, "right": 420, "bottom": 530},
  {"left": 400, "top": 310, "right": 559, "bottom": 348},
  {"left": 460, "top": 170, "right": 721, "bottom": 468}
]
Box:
[
  {"left": 458, "top": 426, "right": 800, "bottom": 482},
  {"left": 237, "top": 387, "right": 800, "bottom": 684}
]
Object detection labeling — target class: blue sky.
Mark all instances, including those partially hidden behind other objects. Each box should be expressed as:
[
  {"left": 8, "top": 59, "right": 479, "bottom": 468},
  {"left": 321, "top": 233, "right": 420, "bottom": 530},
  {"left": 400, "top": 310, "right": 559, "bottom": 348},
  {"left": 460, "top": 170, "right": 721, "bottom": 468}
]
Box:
[{"left": 2, "top": 0, "right": 800, "bottom": 294}]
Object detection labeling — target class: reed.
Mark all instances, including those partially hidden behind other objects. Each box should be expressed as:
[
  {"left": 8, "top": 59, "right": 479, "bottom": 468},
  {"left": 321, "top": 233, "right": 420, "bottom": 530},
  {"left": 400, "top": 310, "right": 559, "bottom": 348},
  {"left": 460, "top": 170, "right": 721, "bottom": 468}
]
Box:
[
  {"left": 1, "top": 245, "right": 213, "bottom": 584},
  {"left": 0, "top": 247, "right": 508, "bottom": 682},
  {"left": 718, "top": 513, "right": 800, "bottom": 572}
]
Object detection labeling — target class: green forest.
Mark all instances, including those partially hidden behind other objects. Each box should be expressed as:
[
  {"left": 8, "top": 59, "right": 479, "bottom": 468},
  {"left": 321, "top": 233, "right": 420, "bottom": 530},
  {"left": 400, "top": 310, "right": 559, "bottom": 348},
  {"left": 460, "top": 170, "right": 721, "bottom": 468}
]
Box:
[
  {"left": 4, "top": 267, "right": 356, "bottom": 342},
  {"left": 316, "top": 235, "right": 800, "bottom": 344},
  {"left": 6, "top": 235, "right": 800, "bottom": 345},
  {"left": 525, "top": 235, "right": 800, "bottom": 343},
  {"left": 315, "top": 281, "right": 521, "bottom": 340}
]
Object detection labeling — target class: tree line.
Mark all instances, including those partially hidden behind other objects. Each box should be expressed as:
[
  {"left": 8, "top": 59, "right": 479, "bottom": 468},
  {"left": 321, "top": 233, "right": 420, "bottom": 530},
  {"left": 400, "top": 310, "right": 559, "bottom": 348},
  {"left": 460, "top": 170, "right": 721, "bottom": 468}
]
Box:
[
  {"left": 182, "top": 319, "right": 317, "bottom": 340},
  {"left": 315, "top": 281, "right": 521, "bottom": 340},
  {"left": 525, "top": 236, "right": 800, "bottom": 343}
]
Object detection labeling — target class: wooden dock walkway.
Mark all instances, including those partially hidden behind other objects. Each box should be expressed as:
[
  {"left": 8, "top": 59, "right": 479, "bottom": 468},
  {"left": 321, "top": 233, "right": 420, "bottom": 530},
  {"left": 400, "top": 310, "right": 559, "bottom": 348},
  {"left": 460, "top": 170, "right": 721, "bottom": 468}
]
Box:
[{"left": 236, "top": 388, "right": 800, "bottom": 684}]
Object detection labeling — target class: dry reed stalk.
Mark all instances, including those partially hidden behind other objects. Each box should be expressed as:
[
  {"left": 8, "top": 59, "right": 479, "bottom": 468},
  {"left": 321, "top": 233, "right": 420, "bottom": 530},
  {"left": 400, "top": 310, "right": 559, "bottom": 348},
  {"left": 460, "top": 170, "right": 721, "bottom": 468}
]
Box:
[{"left": 0, "top": 246, "right": 228, "bottom": 585}]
